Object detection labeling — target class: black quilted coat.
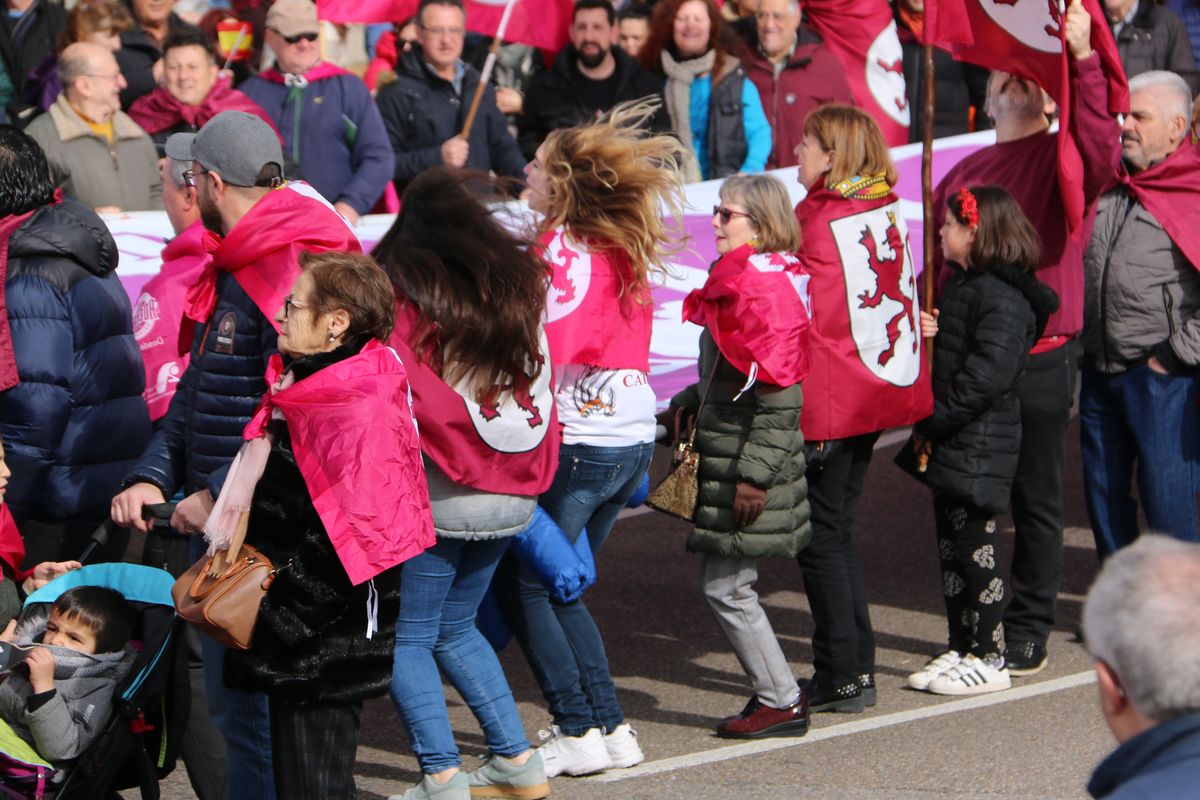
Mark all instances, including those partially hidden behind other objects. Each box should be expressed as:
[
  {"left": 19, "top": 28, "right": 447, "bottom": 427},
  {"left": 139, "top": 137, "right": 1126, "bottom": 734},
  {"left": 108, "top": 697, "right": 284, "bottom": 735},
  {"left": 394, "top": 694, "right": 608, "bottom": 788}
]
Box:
[
  {"left": 223, "top": 340, "right": 402, "bottom": 705},
  {"left": 914, "top": 263, "right": 1059, "bottom": 515}
]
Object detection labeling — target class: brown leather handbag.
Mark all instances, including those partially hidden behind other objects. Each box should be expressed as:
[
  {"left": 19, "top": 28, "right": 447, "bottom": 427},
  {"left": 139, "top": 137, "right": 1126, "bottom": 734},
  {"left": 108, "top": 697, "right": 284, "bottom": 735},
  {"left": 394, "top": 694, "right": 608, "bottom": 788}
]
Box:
[{"left": 171, "top": 512, "right": 280, "bottom": 650}]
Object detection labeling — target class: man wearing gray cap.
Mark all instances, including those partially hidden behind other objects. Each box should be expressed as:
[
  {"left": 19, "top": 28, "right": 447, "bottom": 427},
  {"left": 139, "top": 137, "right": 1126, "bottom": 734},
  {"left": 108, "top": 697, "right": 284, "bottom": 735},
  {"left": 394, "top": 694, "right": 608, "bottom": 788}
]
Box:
[
  {"left": 240, "top": 0, "right": 393, "bottom": 224},
  {"left": 111, "top": 110, "right": 361, "bottom": 800}
]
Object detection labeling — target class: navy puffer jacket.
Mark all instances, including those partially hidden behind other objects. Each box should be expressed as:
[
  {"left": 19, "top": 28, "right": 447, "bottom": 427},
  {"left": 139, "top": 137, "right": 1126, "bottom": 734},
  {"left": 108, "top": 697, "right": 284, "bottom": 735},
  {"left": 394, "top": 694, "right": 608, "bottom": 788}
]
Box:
[
  {"left": 123, "top": 272, "right": 277, "bottom": 499},
  {"left": 0, "top": 198, "right": 151, "bottom": 526}
]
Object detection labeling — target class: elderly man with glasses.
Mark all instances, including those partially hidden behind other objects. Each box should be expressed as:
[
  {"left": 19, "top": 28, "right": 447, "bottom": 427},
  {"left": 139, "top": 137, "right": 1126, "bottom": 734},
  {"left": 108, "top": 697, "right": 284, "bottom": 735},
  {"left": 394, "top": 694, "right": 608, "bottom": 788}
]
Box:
[
  {"left": 376, "top": 0, "right": 527, "bottom": 195},
  {"left": 24, "top": 41, "right": 161, "bottom": 212},
  {"left": 240, "top": 0, "right": 393, "bottom": 225}
]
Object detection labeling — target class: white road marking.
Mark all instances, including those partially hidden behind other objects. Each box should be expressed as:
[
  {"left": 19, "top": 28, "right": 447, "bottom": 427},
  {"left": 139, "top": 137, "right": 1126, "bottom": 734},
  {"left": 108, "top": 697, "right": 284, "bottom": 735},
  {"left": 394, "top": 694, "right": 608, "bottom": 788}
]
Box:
[{"left": 586, "top": 671, "right": 1098, "bottom": 783}]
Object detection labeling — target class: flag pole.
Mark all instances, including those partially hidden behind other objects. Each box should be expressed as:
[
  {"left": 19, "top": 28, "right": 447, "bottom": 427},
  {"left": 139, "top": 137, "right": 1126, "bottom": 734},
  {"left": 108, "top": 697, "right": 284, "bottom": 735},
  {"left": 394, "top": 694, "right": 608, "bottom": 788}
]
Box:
[
  {"left": 459, "top": 0, "right": 518, "bottom": 140},
  {"left": 918, "top": 40, "right": 935, "bottom": 473}
]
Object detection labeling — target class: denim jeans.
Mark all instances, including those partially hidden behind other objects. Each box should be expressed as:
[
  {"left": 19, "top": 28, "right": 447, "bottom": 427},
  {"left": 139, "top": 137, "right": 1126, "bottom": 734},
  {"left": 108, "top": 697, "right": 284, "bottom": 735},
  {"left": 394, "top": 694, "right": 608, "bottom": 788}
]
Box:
[
  {"left": 1080, "top": 365, "right": 1200, "bottom": 559},
  {"left": 498, "top": 441, "right": 654, "bottom": 736},
  {"left": 191, "top": 537, "right": 275, "bottom": 800},
  {"left": 391, "top": 537, "right": 530, "bottom": 773}
]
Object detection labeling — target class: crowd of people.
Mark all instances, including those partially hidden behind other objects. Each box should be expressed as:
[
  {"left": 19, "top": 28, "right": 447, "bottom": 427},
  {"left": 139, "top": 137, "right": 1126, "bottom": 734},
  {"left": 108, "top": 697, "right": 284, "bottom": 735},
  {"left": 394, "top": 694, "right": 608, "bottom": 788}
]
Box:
[{"left": 1, "top": 0, "right": 1200, "bottom": 798}]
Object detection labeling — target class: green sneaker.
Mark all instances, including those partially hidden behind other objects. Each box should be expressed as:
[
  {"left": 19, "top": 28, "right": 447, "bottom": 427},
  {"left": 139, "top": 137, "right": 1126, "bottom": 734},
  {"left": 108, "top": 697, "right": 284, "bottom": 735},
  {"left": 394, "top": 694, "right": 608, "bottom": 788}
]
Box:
[
  {"left": 389, "top": 772, "right": 471, "bottom": 800},
  {"left": 467, "top": 752, "right": 550, "bottom": 799}
]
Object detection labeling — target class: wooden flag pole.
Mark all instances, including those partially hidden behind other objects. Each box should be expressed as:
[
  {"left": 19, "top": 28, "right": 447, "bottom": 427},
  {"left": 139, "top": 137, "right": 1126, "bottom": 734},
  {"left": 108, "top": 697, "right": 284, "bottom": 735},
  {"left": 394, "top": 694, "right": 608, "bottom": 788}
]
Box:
[
  {"left": 460, "top": 0, "right": 518, "bottom": 139},
  {"left": 918, "top": 40, "right": 936, "bottom": 473}
]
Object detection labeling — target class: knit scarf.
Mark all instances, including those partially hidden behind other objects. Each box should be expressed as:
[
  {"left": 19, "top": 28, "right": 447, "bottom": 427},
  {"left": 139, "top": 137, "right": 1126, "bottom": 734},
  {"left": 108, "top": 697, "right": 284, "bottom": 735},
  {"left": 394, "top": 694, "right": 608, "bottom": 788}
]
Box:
[{"left": 661, "top": 49, "right": 715, "bottom": 184}]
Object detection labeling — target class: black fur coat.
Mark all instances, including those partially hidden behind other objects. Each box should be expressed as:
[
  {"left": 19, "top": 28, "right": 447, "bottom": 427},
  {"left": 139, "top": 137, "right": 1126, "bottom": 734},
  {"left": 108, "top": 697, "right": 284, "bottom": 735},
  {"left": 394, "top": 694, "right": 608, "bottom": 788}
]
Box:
[{"left": 223, "top": 340, "right": 402, "bottom": 705}]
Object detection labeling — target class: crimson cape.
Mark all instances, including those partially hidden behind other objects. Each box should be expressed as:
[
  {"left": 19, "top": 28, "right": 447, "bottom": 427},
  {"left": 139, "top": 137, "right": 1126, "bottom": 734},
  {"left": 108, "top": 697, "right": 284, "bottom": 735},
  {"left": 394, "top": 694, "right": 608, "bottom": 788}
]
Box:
[
  {"left": 387, "top": 304, "right": 558, "bottom": 497},
  {"left": 795, "top": 183, "right": 932, "bottom": 441},
  {"left": 0, "top": 206, "right": 37, "bottom": 393},
  {"left": 683, "top": 244, "right": 812, "bottom": 387},
  {"left": 247, "top": 341, "right": 434, "bottom": 585},
  {"left": 180, "top": 182, "right": 359, "bottom": 354},
  {"left": 128, "top": 79, "right": 280, "bottom": 140},
  {"left": 1111, "top": 142, "right": 1200, "bottom": 270},
  {"left": 0, "top": 504, "right": 28, "bottom": 582}
]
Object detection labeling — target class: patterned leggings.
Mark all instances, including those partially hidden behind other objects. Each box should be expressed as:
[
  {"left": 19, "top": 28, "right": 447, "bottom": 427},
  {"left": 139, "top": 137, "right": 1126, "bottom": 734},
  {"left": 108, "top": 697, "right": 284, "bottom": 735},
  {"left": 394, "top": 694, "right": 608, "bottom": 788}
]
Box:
[{"left": 933, "top": 494, "right": 1006, "bottom": 659}]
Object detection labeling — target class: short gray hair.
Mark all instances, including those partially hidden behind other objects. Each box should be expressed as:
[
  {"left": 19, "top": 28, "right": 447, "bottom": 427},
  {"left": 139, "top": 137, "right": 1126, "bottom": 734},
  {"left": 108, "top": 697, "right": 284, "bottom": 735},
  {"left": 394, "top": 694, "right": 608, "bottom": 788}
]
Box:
[
  {"left": 1128, "top": 70, "right": 1192, "bottom": 123},
  {"left": 1083, "top": 535, "right": 1200, "bottom": 722},
  {"left": 167, "top": 157, "right": 190, "bottom": 190}
]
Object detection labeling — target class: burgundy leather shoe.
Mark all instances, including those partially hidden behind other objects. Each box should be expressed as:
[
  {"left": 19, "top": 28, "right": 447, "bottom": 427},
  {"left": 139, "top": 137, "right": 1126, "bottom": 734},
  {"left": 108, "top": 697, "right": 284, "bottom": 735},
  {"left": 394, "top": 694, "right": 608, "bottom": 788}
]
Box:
[{"left": 715, "top": 694, "right": 809, "bottom": 740}]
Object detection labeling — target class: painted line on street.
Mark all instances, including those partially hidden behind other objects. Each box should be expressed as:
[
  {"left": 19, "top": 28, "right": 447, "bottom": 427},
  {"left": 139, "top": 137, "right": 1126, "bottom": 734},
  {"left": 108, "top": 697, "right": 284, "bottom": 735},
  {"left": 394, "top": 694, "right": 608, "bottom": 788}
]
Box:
[{"left": 586, "top": 670, "right": 1098, "bottom": 783}]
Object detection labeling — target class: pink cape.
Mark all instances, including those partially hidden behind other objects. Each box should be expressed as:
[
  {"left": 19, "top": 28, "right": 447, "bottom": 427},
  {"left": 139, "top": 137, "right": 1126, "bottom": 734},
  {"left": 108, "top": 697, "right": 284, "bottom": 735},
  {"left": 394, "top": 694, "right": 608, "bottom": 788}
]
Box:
[
  {"left": 180, "top": 182, "right": 359, "bottom": 355},
  {"left": 683, "top": 245, "right": 812, "bottom": 387},
  {"left": 387, "top": 304, "right": 558, "bottom": 497},
  {"left": 247, "top": 341, "right": 434, "bottom": 585},
  {"left": 128, "top": 79, "right": 281, "bottom": 141},
  {"left": 795, "top": 184, "right": 933, "bottom": 441},
  {"left": 540, "top": 227, "right": 653, "bottom": 372},
  {"left": 0, "top": 504, "right": 29, "bottom": 582},
  {"left": 136, "top": 221, "right": 212, "bottom": 421}
]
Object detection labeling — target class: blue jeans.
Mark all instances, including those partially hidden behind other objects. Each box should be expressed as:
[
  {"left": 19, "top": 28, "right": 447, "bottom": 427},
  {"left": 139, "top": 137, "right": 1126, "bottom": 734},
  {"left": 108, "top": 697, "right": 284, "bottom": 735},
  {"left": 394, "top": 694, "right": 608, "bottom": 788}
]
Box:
[
  {"left": 499, "top": 442, "right": 654, "bottom": 736},
  {"left": 1080, "top": 365, "right": 1200, "bottom": 559},
  {"left": 391, "top": 537, "right": 530, "bottom": 773},
  {"left": 191, "top": 537, "right": 275, "bottom": 800}
]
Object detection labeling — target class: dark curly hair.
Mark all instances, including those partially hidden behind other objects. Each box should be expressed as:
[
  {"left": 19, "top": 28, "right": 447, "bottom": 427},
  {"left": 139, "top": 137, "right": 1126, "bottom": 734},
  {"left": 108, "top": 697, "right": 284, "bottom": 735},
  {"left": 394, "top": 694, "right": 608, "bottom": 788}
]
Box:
[{"left": 0, "top": 126, "right": 55, "bottom": 217}]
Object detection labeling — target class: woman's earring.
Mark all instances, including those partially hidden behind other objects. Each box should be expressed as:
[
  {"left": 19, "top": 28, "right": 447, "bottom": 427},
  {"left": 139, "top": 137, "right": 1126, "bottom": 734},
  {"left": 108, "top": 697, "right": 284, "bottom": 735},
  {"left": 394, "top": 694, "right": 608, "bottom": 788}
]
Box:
[{"left": 328, "top": 330, "right": 336, "bottom": 342}]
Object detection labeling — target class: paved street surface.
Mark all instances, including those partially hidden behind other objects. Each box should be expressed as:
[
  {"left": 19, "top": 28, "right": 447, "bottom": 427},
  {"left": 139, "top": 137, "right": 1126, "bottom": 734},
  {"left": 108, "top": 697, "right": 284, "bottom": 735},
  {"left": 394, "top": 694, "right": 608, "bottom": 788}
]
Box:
[{"left": 142, "top": 418, "right": 1120, "bottom": 800}]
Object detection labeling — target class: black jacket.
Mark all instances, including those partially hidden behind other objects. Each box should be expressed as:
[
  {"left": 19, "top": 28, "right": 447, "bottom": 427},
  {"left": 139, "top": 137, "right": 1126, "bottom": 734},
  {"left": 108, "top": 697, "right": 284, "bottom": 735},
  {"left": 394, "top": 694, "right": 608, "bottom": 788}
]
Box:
[
  {"left": 223, "top": 340, "right": 402, "bottom": 705},
  {"left": 0, "top": 198, "right": 151, "bottom": 526},
  {"left": 517, "top": 45, "right": 667, "bottom": 160},
  {"left": 114, "top": 13, "right": 187, "bottom": 110},
  {"left": 376, "top": 45, "right": 527, "bottom": 194},
  {"left": 896, "top": 11, "right": 990, "bottom": 143},
  {"left": 0, "top": 0, "right": 65, "bottom": 123},
  {"left": 914, "top": 264, "right": 1058, "bottom": 514},
  {"left": 1111, "top": 1, "right": 1200, "bottom": 93}
]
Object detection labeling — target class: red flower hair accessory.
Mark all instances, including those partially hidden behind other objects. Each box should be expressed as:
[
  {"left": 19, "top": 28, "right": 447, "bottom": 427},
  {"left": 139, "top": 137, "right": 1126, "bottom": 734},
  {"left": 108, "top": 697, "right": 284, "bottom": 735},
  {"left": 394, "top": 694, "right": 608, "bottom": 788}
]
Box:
[{"left": 956, "top": 186, "right": 979, "bottom": 228}]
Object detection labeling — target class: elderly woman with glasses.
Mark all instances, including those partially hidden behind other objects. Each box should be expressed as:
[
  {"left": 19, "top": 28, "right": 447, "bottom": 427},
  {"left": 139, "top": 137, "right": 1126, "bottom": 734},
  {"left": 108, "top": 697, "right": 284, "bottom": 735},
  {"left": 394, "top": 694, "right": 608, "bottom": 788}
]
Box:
[
  {"left": 665, "top": 173, "right": 813, "bottom": 740},
  {"left": 219, "top": 250, "right": 435, "bottom": 800}
]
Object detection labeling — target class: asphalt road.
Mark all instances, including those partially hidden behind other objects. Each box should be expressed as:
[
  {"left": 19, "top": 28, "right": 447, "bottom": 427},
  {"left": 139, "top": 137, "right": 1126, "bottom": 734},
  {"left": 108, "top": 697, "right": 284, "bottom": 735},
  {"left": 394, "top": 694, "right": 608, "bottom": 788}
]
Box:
[{"left": 139, "top": 417, "right": 1120, "bottom": 800}]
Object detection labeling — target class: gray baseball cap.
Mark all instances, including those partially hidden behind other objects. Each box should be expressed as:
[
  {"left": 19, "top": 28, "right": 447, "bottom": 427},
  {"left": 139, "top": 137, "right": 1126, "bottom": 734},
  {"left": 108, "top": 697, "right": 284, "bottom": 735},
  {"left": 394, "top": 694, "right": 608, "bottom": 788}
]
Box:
[{"left": 165, "top": 111, "right": 284, "bottom": 188}]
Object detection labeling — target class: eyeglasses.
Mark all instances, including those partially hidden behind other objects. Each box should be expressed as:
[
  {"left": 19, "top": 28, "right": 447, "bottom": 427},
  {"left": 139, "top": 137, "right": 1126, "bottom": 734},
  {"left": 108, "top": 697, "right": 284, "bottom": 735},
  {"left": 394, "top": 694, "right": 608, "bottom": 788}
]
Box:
[
  {"left": 713, "top": 205, "right": 754, "bottom": 225},
  {"left": 181, "top": 168, "right": 209, "bottom": 188},
  {"left": 420, "top": 25, "right": 465, "bottom": 37},
  {"left": 278, "top": 31, "right": 319, "bottom": 44},
  {"left": 82, "top": 72, "right": 123, "bottom": 82},
  {"left": 282, "top": 296, "right": 309, "bottom": 318}
]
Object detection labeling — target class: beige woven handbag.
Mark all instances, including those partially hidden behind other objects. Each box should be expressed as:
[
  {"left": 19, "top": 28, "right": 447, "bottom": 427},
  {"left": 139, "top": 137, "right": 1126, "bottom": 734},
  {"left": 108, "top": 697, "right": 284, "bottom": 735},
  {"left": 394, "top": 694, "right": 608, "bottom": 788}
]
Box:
[{"left": 646, "top": 361, "right": 718, "bottom": 521}]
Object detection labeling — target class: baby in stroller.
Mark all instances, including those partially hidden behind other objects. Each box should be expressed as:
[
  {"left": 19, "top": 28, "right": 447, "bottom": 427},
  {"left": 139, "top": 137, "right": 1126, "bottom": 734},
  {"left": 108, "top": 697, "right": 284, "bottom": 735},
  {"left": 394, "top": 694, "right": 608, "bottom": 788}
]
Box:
[{"left": 0, "top": 586, "right": 137, "bottom": 763}]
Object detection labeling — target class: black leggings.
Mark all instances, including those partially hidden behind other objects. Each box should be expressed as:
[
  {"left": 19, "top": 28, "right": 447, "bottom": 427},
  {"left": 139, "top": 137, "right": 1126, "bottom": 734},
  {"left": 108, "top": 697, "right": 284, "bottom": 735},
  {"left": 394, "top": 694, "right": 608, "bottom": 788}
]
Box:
[{"left": 933, "top": 495, "right": 1006, "bottom": 659}]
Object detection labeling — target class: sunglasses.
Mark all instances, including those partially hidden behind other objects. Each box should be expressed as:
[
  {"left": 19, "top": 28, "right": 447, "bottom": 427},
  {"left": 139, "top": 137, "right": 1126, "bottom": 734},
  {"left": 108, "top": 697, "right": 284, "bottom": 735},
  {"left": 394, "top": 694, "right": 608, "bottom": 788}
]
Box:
[
  {"left": 713, "top": 205, "right": 754, "bottom": 225},
  {"left": 280, "top": 31, "right": 319, "bottom": 44}
]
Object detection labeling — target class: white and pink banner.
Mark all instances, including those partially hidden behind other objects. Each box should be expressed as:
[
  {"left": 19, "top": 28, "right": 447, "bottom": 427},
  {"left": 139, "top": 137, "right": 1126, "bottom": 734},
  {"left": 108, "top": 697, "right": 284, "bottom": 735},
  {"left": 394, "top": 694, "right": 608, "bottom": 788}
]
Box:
[{"left": 104, "top": 131, "right": 993, "bottom": 408}]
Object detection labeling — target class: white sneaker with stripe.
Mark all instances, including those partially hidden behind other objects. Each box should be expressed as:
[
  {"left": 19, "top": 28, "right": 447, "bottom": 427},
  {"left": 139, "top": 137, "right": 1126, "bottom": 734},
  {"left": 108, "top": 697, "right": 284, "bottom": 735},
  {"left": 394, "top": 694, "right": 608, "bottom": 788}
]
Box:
[
  {"left": 906, "top": 650, "right": 962, "bottom": 691},
  {"left": 927, "top": 654, "right": 1011, "bottom": 696}
]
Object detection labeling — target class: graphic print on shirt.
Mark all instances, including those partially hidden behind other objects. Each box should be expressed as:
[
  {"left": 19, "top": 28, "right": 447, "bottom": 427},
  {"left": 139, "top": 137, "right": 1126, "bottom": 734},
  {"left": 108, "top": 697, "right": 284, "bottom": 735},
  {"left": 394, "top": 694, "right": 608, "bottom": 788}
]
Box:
[
  {"left": 572, "top": 366, "right": 620, "bottom": 419},
  {"left": 829, "top": 205, "right": 920, "bottom": 386}
]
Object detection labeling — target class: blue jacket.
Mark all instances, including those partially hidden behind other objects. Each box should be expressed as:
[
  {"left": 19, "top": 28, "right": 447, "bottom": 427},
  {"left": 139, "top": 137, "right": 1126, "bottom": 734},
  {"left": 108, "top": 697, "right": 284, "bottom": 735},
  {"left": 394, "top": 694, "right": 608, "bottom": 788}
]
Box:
[
  {"left": 376, "top": 46, "right": 527, "bottom": 194},
  {"left": 1089, "top": 711, "right": 1200, "bottom": 798},
  {"left": 124, "top": 272, "right": 276, "bottom": 500},
  {"left": 240, "top": 66, "right": 393, "bottom": 215},
  {"left": 0, "top": 198, "right": 151, "bottom": 526}
]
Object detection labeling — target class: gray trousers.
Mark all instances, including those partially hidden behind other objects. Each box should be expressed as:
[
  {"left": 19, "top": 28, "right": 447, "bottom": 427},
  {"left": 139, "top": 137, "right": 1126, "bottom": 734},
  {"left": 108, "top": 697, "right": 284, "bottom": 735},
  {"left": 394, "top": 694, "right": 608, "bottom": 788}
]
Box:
[{"left": 699, "top": 554, "right": 800, "bottom": 709}]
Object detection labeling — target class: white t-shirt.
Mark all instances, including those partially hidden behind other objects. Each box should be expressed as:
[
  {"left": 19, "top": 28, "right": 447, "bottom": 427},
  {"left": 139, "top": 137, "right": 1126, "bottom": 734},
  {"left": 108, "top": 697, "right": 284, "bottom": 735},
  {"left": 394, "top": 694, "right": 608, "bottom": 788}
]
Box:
[{"left": 555, "top": 364, "right": 657, "bottom": 446}]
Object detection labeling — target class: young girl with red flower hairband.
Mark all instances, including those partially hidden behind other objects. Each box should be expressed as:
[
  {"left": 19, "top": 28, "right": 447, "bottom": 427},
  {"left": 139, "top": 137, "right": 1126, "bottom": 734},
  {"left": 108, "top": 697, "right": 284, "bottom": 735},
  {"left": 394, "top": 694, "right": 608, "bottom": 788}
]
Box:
[{"left": 899, "top": 185, "right": 1060, "bottom": 697}]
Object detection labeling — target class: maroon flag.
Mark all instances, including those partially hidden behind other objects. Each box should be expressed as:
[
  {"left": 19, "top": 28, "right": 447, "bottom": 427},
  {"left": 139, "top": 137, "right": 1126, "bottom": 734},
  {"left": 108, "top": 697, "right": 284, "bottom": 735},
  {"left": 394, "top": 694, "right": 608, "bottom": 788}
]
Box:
[
  {"left": 925, "top": 0, "right": 1128, "bottom": 229},
  {"left": 795, "top": 184, "right": 933, "bottom": 441},
  {"left": 316, "top": 0, "right": 570, "bottom": 51},
  {"left": 804, "top": 0, "right": 911, "bottom": 147}
]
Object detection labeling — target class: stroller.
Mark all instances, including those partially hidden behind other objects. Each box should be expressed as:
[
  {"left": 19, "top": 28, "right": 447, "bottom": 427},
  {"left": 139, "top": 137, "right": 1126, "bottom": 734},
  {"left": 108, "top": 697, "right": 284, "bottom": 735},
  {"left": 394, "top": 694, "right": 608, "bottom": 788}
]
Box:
[{"left": 0, "top": 561, "right": 188, "bottom": 799}]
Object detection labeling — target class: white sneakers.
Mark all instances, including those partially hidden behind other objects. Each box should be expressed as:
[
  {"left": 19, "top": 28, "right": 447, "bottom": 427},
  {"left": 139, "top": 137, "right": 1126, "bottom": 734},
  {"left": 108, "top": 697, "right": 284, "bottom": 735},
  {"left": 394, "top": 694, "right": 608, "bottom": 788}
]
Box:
[
  {"left": 906, "top": 650, "right": 962, "bottom": 691},
  {"left": 537, "top": 726, "right": 610, "bottom": 777},
  {"left": 926, "top": 654, "right": 1011, "bottom": 696},
  {"left": 604, "top": 723, "right": 644, "bottom": 769},
  {"left": 536, "top": 723, "right": 645, "bottom": 778}
]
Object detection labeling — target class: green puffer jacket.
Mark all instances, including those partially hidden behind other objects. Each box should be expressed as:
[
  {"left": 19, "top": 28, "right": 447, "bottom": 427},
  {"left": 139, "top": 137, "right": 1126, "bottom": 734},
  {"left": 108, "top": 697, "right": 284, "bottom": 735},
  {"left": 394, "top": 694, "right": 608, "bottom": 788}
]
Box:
[{"left": 672, "top": 329, "right": 810, "bottom": 558}]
